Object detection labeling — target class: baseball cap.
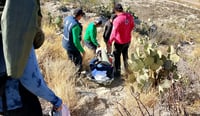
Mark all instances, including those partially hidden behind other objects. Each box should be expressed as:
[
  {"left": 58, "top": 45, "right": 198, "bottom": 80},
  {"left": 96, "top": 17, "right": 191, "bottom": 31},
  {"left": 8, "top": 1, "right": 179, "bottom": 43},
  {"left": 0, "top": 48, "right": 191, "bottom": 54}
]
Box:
[
  {"left": 114, "top": 3, "right": 123, "bottom": 12},
  {"left": 73, "top": 8, "right": 85, "bottom": 17}
]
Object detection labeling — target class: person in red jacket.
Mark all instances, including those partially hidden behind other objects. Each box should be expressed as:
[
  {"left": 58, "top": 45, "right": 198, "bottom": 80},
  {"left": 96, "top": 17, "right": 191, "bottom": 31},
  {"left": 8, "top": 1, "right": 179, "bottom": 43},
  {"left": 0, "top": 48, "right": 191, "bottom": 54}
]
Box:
[{"left": 107, "top": 3, "right": 134, "bottom": 77}]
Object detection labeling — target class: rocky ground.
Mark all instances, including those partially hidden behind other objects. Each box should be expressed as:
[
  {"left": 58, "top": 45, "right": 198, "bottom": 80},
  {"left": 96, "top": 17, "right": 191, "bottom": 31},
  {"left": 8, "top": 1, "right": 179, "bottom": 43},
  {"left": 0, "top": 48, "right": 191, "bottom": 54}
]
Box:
[{"left": 40, "top": 0, "right": 200, "bottom": 116}]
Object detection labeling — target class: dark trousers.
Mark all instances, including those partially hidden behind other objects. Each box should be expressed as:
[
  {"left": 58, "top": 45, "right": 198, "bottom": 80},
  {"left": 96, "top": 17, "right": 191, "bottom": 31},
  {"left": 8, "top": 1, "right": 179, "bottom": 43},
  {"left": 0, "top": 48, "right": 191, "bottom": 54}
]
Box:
[
  {"left": 84, "top": 41, "right": 97, "bottom": 53},
  {"left": 67, "top": 50, "right": 82, "bottom": 73},
  {"left": 0, "top": 82, "right": 43, "bottom": 116},
  {"left": 113, "top": 42, "right": 130, "bottom": 76}
]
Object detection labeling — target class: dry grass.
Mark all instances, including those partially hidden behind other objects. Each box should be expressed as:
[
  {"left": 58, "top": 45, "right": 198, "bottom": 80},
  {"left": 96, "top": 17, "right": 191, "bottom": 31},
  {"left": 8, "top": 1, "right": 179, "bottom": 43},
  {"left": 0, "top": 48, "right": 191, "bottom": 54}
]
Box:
[
  {"left": 114, "top": 85, "right": 158, "bottom": 116},
  {"left": 36, "top": 25, "right": 79, "bottom": 109},
  {"left": 127, "top": 85, "right": 158, "bottom": 108},
  {"left": 185, "top": 100, "right": 200, "bottom": 114},
  {"left": 192, "top": 46, "right": 200, "bottom": 58},
  {"left": 44, "top": 58, "right": 78, "bottom": 109}
]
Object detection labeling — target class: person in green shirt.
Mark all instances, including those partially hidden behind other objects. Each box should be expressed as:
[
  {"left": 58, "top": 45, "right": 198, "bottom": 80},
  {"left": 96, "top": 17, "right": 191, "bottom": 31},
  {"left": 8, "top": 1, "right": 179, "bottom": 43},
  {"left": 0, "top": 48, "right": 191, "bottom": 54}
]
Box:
[{"left": 84, "top": 19, "right": 102, "bottom": 52}]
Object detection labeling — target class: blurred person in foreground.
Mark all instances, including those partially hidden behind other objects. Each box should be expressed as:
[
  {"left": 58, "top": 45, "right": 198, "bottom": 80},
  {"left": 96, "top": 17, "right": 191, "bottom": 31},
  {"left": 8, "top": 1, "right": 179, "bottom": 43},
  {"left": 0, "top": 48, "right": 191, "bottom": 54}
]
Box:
[
  {"left": 84, "top": 18, "right": 102, "bottom": 53},
  {"left": 0, "top": 0, "right": 63, "bottom": 115},
  {"left": 62, "top": 8, "right": 85, "bottom": 75},
  {"left": 107, "top": 3, "right": 134, "bottom": 78}
]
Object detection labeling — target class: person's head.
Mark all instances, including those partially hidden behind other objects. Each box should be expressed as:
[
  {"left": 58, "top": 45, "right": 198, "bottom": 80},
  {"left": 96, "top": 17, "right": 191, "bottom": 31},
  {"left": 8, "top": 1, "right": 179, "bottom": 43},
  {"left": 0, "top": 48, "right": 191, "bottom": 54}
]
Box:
[
  {"left": 94, "top": 18, "right": 102, "bottom": 27},
  {"left": 73, "top": 8, "right": 85, "bottom": 20},
  {"left": 114, "top": 3, "right": 123, "bottom": 14},
  {"left": 110, "top": 14, "right": 117, "bottom": 22}
]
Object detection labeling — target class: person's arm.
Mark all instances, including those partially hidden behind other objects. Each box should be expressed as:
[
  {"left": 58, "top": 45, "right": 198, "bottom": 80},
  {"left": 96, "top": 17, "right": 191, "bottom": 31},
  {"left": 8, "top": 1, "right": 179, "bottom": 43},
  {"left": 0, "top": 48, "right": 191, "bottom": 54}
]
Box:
[
  {"left": 90, "top": 25, "right": 99, "bottom": 47},
  {"left": 103, "top": 22, "right": 113, "bottom": 42},
  {"left": 103, "top": 26, "right": 107, "bottom": 39},
  {"left": 130, "top": 14, "right": 134, "bottom": 30},
  {"left": 131, "top": 16, "right": 135, "bottom": 30},
  {"left": 108, "top": 19, "right": 119, "bottom": 45},
  {"left": 72, "top": 25, "right": 84, "bottom": 53},
  {"left": 20, "top": 48, "right": 62, "bottom": 108},
  {"left": 103, "top": 23, "right": 109, "bottom": 40}
]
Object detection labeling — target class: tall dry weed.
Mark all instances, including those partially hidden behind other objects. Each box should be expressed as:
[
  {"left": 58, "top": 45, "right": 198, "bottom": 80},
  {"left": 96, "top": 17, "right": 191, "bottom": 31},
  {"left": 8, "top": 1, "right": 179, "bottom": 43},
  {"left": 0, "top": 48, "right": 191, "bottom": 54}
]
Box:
[
  {"left": 114, "top": 85, "right": 158, "bottom": 116},
  {"left": 36, "top": 24, "right": 79, "bottom": 109},
  {"left": 43, "top": 58, "right": 78, "bottom": 109}
]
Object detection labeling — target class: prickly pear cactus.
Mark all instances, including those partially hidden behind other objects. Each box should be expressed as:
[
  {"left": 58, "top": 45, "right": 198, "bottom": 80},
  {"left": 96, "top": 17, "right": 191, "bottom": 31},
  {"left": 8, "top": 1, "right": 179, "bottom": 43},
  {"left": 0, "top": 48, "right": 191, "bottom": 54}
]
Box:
[{"left": 128, "top": 38, "right": 180, "bottom": 92}]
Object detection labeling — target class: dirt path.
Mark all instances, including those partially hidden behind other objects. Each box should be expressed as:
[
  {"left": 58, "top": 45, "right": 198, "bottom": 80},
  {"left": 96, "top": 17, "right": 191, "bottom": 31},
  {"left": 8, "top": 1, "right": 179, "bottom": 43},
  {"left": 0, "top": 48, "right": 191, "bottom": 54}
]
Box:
[{"left": 71, "top": 77, "right": 126, "bottom": 116}]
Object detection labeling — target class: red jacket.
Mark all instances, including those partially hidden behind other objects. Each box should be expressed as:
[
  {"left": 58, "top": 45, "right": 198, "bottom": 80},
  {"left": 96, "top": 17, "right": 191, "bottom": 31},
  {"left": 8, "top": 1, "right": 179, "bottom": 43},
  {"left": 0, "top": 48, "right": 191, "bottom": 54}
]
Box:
[{"left": 108, "top": 13, "right": 134, "bottom": 45}]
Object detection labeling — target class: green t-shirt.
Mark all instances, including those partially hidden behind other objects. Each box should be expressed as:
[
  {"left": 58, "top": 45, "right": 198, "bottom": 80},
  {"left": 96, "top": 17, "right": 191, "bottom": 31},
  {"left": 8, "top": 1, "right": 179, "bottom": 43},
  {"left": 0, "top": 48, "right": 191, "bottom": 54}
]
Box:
[
  {"left": 72, "top": 25, "right": 84, "bottom": 53},
  {"left": 84, "top": 22, "right": 99, "bottom": 46}
]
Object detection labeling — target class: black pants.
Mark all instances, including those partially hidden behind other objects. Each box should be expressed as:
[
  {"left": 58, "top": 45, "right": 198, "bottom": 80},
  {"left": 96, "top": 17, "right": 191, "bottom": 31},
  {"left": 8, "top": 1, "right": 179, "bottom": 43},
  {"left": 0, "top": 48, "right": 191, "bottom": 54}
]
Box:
[
  {"left": 67, "top": 50, "right": 82, "bottom": 73},
  {"left": 0, "top": 82, "right": 43, "bottom": 116},
  {"left": 113, "top": 42, "right": 130, "bottom": 76},
  {"left": 84, "top": 41, "right": 97, "bottom": 53}
]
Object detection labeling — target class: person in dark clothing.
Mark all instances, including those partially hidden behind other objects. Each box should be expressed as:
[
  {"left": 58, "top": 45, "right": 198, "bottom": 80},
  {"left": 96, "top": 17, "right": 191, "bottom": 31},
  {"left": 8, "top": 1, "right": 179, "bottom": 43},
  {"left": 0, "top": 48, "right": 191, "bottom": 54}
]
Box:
[
  {"left": 62, "top": 8, "right": 85, "bottom": 75},
  {"left": 103, "top": 14, "right": 117, "bottom": 45}
]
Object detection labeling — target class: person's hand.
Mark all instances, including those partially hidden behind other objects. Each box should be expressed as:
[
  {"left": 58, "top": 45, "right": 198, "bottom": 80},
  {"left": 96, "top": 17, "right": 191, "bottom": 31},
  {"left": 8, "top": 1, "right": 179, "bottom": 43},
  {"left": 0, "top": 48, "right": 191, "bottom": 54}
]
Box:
[
  {"left": 107, "top": 44, "right": 111, "bottom": 54},
  {"left": 53, "top": 104, "right": 62, "bottom": 112},
  {"left": 82, "top": 51, "right": 86, "bottom": 58}
]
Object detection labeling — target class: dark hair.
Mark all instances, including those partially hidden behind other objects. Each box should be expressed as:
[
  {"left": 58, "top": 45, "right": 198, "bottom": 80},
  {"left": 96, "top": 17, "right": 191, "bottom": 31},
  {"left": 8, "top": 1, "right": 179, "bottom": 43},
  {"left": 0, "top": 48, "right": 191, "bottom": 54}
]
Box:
[
  {"left": 114, "top": 3, "right": 123, "bottom": 12},
  {"left": 94, "top": 19, "right": 102, "bottom": 25},
  {"left": 110, "top": 14, "right": 117, "bottom": 20},
  {"left": 73, "top": 8, "right": 85, "bottom": 17}
]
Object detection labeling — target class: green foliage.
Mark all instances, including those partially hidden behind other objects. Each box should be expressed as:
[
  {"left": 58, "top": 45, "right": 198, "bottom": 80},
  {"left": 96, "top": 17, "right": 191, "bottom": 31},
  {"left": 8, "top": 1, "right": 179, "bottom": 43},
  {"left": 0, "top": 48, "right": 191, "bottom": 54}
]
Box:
[
  {"left": 92, "top": 4, "right": 112, "bottom": 17},
  {"left": 53, "top": 16, "right": 63, "bottom": 30},
  {"left": 60, "top": 0, "right": 121, "bottom": 18},
  {"left": 128, "top": 38, "right": 181, "bottom": 92},
  {"left": 124, "top": 5, "right": 138, "bottom": 19}
]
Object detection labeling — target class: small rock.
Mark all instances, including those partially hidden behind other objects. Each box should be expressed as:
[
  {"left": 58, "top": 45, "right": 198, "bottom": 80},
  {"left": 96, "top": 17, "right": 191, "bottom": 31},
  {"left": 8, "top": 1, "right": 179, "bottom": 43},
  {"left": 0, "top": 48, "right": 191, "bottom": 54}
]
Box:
[
  {"left": 187, "top": 14, "right": 198, "bottom": 21},
  {"left": 96, "top": 87, "right": 111, "bottom": 97}
]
